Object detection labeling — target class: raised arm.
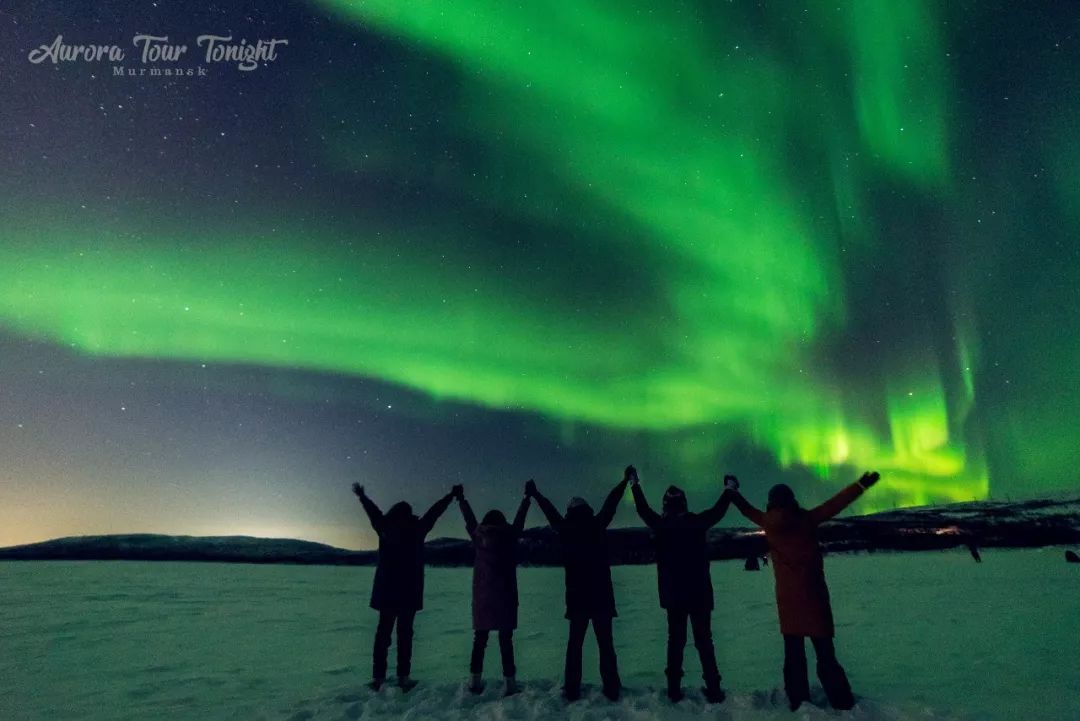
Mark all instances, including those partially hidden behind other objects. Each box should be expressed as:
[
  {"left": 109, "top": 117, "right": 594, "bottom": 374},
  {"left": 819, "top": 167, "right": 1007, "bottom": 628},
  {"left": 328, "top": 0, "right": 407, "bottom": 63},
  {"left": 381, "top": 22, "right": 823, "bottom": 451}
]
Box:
[
  {"left": 808, "top": 472, "right": 878, "bottom": 524},
  {"left": 527, "top": 480, "right": 564, "bottom": 529},
  {"left": 729, "top": 490, "right": 766, "bottom": 527},
  {"left": 458, "top": 495, "right": 479, "bottom": 537},
  {"left": 420, "top": 486, "right": 459, "bottom": 536},
  {"left": 352, "top": 483, "right": 384, "bottom": 534},
  {"left": 698, "top": 489, "right": 733, "bottom": 528},
  {"left": 630, "top": 482, "right": 661, "bottom": 530},
  {"left": 596, "top": 476, "right": 630, "bottom": 528},
  {"left": 511, "top": 494, "right": 531, "bottom": 535}
]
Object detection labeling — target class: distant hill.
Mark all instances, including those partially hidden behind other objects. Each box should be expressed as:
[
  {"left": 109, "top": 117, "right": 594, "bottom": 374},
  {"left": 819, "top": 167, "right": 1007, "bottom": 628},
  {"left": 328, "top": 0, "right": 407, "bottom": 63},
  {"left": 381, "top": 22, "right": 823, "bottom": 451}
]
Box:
[
  {"left": 0, "top": 533, "right": 375, "bottom": 565},
  {"left": 1, "top": 496, "right": 1077, "bottom": 566}
]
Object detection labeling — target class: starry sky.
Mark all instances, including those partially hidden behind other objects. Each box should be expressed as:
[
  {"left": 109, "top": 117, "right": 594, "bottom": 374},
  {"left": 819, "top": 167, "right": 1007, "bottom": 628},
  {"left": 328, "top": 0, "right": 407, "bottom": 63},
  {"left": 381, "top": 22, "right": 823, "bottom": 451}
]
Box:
[{"left": 1, "top": 1, "right": 1078, "bottom": 550}]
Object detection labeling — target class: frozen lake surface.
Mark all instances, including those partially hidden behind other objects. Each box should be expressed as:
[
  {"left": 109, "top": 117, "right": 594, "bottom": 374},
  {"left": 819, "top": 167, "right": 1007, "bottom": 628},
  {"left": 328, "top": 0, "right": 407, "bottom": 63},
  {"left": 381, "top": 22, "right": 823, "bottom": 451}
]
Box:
[{"left": 1, "top": 548, "right": 1076, "bottom": 720}]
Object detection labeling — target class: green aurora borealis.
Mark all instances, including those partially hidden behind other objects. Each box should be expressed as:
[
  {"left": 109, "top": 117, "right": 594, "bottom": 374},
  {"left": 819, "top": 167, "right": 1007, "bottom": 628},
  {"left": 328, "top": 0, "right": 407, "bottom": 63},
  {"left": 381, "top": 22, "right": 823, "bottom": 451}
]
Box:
[{"left": 1, "top": 1, "right": 1078, "bottom": 546}]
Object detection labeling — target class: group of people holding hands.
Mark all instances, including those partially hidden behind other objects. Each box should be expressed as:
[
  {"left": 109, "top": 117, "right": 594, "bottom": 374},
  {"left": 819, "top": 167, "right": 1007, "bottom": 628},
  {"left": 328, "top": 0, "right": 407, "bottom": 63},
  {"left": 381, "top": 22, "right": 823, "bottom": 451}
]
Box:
[{"left": 352, "top": 465, "right": 881, "bottom": 711}]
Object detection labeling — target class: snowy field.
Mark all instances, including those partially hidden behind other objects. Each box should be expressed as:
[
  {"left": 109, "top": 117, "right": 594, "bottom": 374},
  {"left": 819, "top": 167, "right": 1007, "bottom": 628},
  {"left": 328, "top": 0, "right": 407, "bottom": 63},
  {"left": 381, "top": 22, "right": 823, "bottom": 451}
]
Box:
[{"left": 1, "top": 548, "right": 1077, "bottom": 721}]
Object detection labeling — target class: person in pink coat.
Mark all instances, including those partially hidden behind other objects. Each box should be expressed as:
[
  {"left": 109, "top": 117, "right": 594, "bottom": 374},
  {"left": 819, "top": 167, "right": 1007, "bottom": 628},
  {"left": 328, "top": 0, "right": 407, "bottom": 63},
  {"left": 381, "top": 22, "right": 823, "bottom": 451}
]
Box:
[{"left": 455, "top": 485, "right": 531, "bottom": 696}]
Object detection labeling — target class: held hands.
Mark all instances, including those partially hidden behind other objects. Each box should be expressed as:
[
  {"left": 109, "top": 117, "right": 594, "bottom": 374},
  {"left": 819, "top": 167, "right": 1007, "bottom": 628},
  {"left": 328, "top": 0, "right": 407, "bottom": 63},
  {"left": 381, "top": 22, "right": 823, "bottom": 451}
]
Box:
[
  {"left": 351, "top": 482, "right": 365, "bottom": 499},
  {"left": 723, "top": 474, "right": 740, "bottom": 491},
  {"left": 451, "top": 484, "right": 465, "bottom": 501},
  {"left": 524, "top": 479, "right": 538, "bottom": 498},
  {"left": 624, "top": 465, "right": 639, "bottom": 486},
  {"left": 858, "top": 471, "right": 881, "bottom": 489}
]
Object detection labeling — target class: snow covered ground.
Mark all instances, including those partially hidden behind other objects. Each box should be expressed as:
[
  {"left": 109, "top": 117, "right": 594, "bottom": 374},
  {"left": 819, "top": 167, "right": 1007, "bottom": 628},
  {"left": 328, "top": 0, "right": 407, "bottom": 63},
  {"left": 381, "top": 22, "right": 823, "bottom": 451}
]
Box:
[{"left": 1, "top": 548, "right": 1076, "bottom": 721}]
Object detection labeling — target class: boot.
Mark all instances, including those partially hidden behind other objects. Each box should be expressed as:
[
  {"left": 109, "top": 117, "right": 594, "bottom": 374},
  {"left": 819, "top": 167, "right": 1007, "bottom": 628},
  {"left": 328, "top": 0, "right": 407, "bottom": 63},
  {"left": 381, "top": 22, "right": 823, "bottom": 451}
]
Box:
[
  {"left": 504, "top": 676, "right": 521, "bottom": 696},
  {"left": 468, "top": 673, "right": 484, "bottom": 694},
  {"left": 397, "top": 676, "right": 417, "bottom": 692},
  {"left": 368, "top": 677, "right": 385, "bottom": 691},
  {"left": 666, "top": 672, "right": 684, "bottom": 702},
  {"left": 702, "top": 681, "right": 725, "bottom": 704},
  {"left": 602, "top": 684, "right": 621, "bottom": 702}
]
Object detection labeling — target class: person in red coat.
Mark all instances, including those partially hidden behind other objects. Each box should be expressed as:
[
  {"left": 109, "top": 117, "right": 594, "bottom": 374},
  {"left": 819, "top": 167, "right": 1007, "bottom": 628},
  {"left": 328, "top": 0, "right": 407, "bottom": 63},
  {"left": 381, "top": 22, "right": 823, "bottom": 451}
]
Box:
[
  {"left": 728, "top": 471, "right": 880, "bottom": 711},
  {"left": 455, "top": 485, "right": 531, "bottom": 696}
]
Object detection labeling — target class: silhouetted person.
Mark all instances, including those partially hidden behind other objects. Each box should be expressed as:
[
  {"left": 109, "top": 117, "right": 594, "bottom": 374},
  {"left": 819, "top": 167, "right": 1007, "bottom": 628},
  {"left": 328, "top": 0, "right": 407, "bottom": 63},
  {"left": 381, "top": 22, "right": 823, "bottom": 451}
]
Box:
[
  {"left": 456, "top": 485, "right": 531, "bottom": 696},
  {"left": 729, "top": 471, "right": 880, "bottom": 712},
  {"left": 352, "top": 482, "right": 458, "bottom": 690},
  {"left": 966, "top": 542, "right": 982, "bottom": 563},
  {"left": 528, "top": 475, "right": 629, "bottom": 701},
  {"left": 745, "top": 555, "right": 760, "bottom": 571},
  {"left": 628, "top": 465, "right": 729, "bottom": 703}
]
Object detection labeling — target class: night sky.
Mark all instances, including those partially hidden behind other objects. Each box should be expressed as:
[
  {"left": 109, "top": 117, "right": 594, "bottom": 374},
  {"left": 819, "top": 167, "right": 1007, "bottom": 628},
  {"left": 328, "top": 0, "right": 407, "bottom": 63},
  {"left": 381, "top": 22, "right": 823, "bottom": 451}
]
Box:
[{"left": 1, "top": 1, "right": 1078, "bottom": 550}]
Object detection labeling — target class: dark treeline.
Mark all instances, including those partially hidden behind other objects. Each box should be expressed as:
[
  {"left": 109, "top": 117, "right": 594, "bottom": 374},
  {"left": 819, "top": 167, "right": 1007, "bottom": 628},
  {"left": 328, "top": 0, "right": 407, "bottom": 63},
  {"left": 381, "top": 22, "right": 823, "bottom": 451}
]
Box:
[{"left": 2, "top": 496, "right": 1078, "bottom": 566}]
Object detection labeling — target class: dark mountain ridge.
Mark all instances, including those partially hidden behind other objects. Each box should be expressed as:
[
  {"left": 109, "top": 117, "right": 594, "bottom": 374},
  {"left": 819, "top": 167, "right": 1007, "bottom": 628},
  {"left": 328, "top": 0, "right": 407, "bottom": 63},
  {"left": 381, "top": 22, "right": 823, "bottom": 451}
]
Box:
[{"left": 2, "top": 496, "right": 1077, "bottom": 566}]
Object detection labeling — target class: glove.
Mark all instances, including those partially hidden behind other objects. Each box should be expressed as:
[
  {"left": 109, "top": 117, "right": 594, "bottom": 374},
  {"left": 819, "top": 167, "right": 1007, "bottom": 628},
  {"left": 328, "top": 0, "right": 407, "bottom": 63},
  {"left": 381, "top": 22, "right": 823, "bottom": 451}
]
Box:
[{"left": 723, "top": 474, "right": 739, "bottom": 491}]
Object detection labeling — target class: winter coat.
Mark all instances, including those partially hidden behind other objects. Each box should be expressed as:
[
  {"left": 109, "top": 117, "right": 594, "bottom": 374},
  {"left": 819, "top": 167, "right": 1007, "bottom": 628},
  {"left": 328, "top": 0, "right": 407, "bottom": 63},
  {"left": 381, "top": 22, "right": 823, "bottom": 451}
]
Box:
[
  {"left": 359, "top": 492, "right": 455, "bottom": 612},
  {"left": 460, "top": 497, "right": 530, "bottom": 631},
  {"left": 732, "top": 483, "right": 864, "bottom": 638},
  {"left": 535, "top": 479, "right": 629, "bottom": 620},
  {"left": 631, "top": 484, "right": 731, "bottom": 612}
]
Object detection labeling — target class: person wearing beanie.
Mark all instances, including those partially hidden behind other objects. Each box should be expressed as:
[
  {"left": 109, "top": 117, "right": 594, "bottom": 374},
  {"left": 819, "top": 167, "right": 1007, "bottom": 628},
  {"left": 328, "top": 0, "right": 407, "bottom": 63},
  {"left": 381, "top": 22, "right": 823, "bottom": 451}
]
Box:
[
  {"left": 352, "top": 482, "right": 459, "bottom": 691},
  {"left": 728, "top": 471, "right": 881, "bottom": 711},
  {"left": 527, "top": 473, "right": 630, "bottom": 702},
  {"left": 627, "top": 465, "right": 731, "bottom": 703},
  {"left": 455, "top": 485, "right": 531, "bottom": 696}
]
